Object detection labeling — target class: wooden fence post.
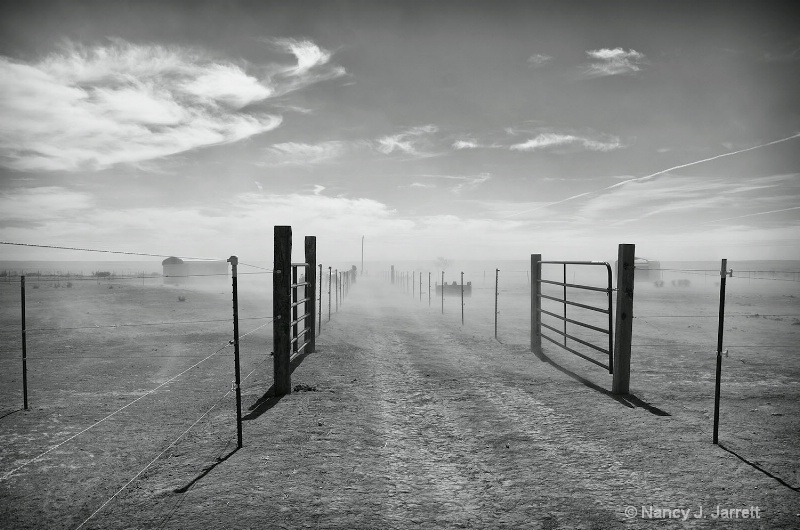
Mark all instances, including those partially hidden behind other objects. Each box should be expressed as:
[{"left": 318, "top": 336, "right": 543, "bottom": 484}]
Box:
[
  {"left": 612, "top": 243, "right": 635, "bottom": 395},
  {"left": 531, "top": 254, "right": 541, "bottom": 354},
  {"left": 305, "top": 236, "right": 316, "bottom": 354},
  {"left": 273, "top": 226, "right": 292, "bottom": 396}
]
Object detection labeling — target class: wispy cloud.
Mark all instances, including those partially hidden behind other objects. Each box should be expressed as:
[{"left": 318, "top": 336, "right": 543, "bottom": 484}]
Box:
[
  {"left": 583, "top": 48, "right": 646, "bottom": 77},
  {"left": 527, "top": 53, "right": 553, "bottom": 67},
  {"left": 414, "top": 173, "right": 491, "bottom": 194},
  {"left": 376, "top": 125, "right": 439, "bottom": 157},
  {"left": 576, "top": 173, "right": 800, "bottom": 229},
  {"left": 270, "top": 38, "right": 347, "bottom": 94},
  {"left": 0, "top": 38, "right": 344, "bottom": 172},
  {"left": 510, "top": 132, "right": 622, "bottom": 152},
  {"left": 452, "top": 139, "right": 480, "bottom": 150},
  {"left": 261, "top": 141, "right": 349, "bottom": 166}
]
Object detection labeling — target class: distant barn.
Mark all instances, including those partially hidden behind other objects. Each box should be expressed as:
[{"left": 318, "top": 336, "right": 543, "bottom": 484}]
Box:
[
  {"left": 435, "top": 281, "right": 472, "bottom": 296},
  {"left": 614, "top": 256, "right": 661, "bottom": 282},
  {"left": 161, "top": 257, "right": 228, "bottom": 286}
]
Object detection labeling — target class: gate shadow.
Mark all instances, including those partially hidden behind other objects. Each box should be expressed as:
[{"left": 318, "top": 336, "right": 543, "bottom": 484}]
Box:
[
  {"left": 243, "top": 348, "right": 314, "bottom": 421},
  {"left": 533, "top": 348, "right": 670, "bottom": 416}
]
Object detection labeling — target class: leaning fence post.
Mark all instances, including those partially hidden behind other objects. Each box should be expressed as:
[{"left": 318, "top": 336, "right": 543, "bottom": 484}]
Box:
[
  {"left": 713, "top": 258, "right": 729, "bottom": 444},
  {"left": 305, "top": 236, "right": 316, "bottom": 353},
  {"left": 21, "top": 275, "right": 28, "bottom": 410},
  {"left": 531, "top": 255, "right": 541, "bottom": 354},
  {"left": 227, "top": 256, "right": 243, "bottom": 448},
  {"left": 612, "top": 243, "right": 635, "bottom": 395}
]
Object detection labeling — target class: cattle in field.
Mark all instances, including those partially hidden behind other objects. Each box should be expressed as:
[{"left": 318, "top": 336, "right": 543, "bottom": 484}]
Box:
[{"left": 671, "top": 279, "right": 691, "bottom": 287}]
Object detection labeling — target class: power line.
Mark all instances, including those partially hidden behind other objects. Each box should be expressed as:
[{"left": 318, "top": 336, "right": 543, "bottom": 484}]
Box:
[{"left": 0, "top": 241, "right": 223, "bottom": 262}]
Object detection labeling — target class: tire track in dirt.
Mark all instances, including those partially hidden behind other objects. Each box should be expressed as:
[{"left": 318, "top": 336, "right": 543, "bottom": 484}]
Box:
[
  {"left": 339, "top": 282, "right": 746, "bottom": 527},
  {"left": 342, "top": 293, "right": 638, "bottom": 527}
]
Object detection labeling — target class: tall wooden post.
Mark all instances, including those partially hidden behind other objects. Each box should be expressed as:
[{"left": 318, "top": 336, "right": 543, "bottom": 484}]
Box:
[
  {"left": 441, "top": 271, "right": 444, "bottom": 314},
  {"left": 305, "top": 236, "right": 316, "bottom": 353},
  {"left": 273, "top": 226, "right": 292, "bottom": 396},
  {"left": 612, "top": 243, "right": 635, "bottom": 395},
  {"left": 335, "top": 269, "right": 338, "bottom": 312},
  {"left": 391, "top": 265, "right": 395, "bottom": 285},
  {"left": 531, "top": 255, "right": 541, "bottom": 354},
  {"left": 318, "top": 264, "right": 322, "bottom": 336}
]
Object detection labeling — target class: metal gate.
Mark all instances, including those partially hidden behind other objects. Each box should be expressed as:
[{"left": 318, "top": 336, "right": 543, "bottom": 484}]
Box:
[{"left": 536, "top": 261, "right": 614, "bottom": 373}]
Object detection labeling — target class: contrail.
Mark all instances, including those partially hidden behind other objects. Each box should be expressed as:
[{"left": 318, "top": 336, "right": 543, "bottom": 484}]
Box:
[
  {"left": 503, "top": 132, "right": 800, "bottom": 218},
  {"left": 697, "top": 206, "right": 800, "bottom": 225}
]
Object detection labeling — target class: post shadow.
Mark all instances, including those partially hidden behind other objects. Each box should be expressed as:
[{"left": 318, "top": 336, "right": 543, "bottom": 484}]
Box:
[
  {"left": 533, "top": 347, "right": 670, "bottom": 416},
  {"left": 0, "top": 409, "right": 21, "bottom": 420},
  {"left": 243, "top": 347, "right": 314, "bottom": 421},
  {"left": 718, "top": 443, "right": 800, "bottom": 492},
  {"left": 173, "top": 446, "right": 240, "bottom": 494}
]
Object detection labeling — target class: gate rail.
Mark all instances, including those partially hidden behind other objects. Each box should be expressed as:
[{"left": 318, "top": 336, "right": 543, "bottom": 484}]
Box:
[
  {"left": 290, "top": 262, "right": 313, "bottom": 360},
  {"left": 537, "top": 260, "right": 614, "bottom": 373}
]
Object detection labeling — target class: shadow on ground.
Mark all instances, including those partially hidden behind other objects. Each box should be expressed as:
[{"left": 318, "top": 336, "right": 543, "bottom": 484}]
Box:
[
  {"left": 718, "top": 443, "right": 800, "bottom": 492},
  {"left": 243, "top": 348, "right": 314, "bottom": 421},
  {"left": 533, "top": 347, "right": 671, "bottom": 416}
]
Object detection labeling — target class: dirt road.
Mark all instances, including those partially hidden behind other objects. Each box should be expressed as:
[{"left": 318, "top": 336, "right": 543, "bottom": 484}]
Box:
[{"left": 121, "top": 277, "right": 797, "bottom": 530}]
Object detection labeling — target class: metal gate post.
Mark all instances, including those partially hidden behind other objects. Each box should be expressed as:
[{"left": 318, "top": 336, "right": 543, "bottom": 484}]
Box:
[{"left": 531, "top": 254, "right": 541, "bottom": 354}]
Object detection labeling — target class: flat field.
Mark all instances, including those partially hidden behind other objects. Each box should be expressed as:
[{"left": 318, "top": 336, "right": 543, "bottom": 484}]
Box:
[{"left": 0, "top": 271, "right": 798, "bottom": 529}]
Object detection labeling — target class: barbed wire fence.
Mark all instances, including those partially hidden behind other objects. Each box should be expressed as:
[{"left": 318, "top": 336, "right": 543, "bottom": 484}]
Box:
[{"left": 0, "top": 238, "right": 352, "bottom": 527}]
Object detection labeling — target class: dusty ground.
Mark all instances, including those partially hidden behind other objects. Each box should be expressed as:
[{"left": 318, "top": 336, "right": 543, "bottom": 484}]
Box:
[{"left": 0, "top": 274, "right": 798, "bottom": 529}]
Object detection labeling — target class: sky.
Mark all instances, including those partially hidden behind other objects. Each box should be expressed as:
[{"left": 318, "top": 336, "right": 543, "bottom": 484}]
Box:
[{"left": 0, "top": 0, "right": 798, "bottom": 265}]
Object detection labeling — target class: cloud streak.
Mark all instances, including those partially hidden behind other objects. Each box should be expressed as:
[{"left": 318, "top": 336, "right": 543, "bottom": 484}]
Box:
[
  {"left": 261, "top": 141, "right": 349, "bottom": 166},
  {"left": 376, "top": 125, "right": 439, "bottom": 157},
  {"left": 510, "top": 133, "right": 622, "bottom": 152},
  {"left": 503, "top": 133, "right": 800, "bottom": 219}
]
